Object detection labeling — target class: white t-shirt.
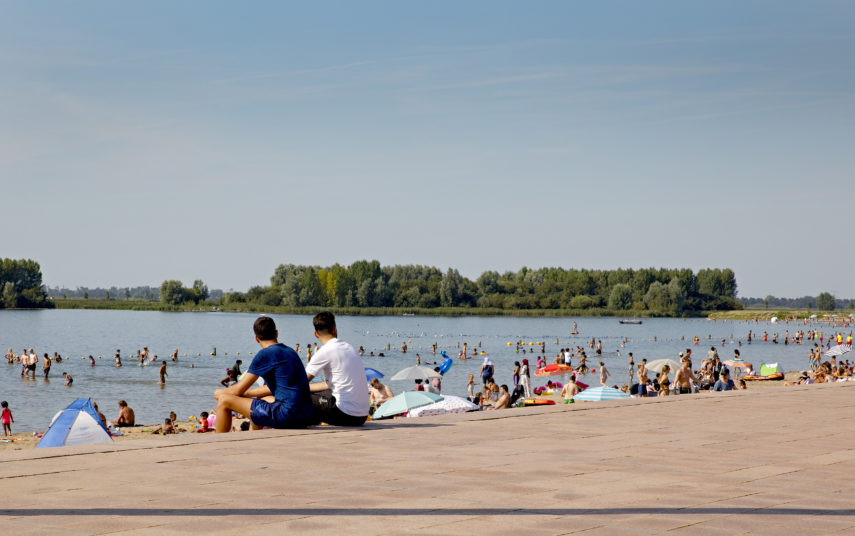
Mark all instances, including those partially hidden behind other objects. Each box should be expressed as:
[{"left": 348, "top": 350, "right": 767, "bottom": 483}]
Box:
[{"left": 305, "top": 338, "right": 370, "bottom": 417}]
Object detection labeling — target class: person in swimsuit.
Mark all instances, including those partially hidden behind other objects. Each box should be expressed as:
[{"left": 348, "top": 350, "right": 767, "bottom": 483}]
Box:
[
  {"left": 674, "top": 361, "right": 698, "bottom": 394},
  {"left": 1, "top": 401, "right": 13, "bottom": 436},
  {"left": 112, "top": 400, "right": 135, "bottom": 426},
  {"left": 659, "top": 365, "right": 671, "bottom": 396},
  {"left": 369, "top": 378, "right": 393, "bottom": 409},
  {"left": 62, "top": 372, "right": 73, "bottom": 386}
]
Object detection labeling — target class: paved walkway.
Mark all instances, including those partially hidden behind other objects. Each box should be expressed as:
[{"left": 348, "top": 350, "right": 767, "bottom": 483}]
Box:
[{"left": 2, "top": 383, "right": 855, "bottom": 535}]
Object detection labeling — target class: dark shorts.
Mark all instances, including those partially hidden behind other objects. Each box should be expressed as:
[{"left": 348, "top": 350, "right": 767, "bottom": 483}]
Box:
[
  {"left": 311, "top": 390, "right": 367, "bottom": 427},
  {"left": 250, "top": 398, "right": 313, "bottom": 429},
  {"left": 677, "top": 387, "right": 691, "bottom": 395},
  {"left": 27, "top": 364, "right": 36, "bottom": 372}
]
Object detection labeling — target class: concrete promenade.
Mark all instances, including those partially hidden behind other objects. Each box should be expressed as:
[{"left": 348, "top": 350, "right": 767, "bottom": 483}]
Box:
[{"left": 2, "top": 383, "right": 855, "bottom": 535}]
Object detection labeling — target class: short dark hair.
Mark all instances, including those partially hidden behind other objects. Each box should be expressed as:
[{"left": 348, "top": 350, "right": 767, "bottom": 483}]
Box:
[
  {"left": 253, "top": 316, "right": 277, "bottom": 340},
  {"left": 118, "top": 400, "right": 127, "bottom": 407},
  {"left": 501, "top": 384, "right": 508, "bottom": 392},
  {"left": 313, "top": 311, "right": 336, "bottom": 335}
]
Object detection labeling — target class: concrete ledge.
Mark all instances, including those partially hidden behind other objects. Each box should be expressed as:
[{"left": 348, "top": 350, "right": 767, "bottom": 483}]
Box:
[{"left": 2, "top": 382, "right": 855, "bottom": 534}]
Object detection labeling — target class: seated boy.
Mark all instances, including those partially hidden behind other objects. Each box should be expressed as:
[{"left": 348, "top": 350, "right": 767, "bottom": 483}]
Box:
[{"left": 214, "top": 316, "right": 314, "bottom": 433}]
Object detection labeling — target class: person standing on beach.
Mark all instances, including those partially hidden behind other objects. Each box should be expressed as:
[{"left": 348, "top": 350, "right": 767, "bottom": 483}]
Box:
[
  {"left": 1, "top": 402, "right": 13, "bottom": 436},
  {"left": 520, "top": 359, "right": 531, "bottom": 397},
  {"left": 674, "top": 361, "right": 698, "bottom": 394},
  {"left": 305, "top": 312, "right": 370, "bottom": 426},
  {"left": 159, "top": 362, "right": 168, "bottom": 384},
  {"left": 637, "top": 361, "right": 650, "bottom": 396},
  {"left": 214, "top": 316, "right": 314, "bottom": 433}
]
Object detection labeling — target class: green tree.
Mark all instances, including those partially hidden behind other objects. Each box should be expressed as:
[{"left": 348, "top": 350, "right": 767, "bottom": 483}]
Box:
[
  {"left": 2, "top": 282, "right": 16, "bottom": 308},
  {"left": 608, "top": 284, "right": 633, "bottom": 310},
  {"left": 643, "top": 279, "right": 685, "bottom": 314},
  {"left": 816, "top": 292, "right": 835, "bottom": 311},
  {"left": 440, "top": 269, "right": 463, "bottom": 307},
  {"left": 160, "top": 280, "right": 186, "bottom": 305},
  {"left": 193, "top": 280, "right": 209, "bottom": 302}
]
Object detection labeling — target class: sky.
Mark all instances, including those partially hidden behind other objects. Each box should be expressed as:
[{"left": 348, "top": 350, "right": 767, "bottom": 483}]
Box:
[{"left": 2, "top": 1, "right": 853, "bottom": 297}]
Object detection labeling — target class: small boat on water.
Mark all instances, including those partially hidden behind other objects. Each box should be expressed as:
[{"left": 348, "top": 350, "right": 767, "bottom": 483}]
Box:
[{"left": 619, "top": 319, "right": 642, "bottom": 325}]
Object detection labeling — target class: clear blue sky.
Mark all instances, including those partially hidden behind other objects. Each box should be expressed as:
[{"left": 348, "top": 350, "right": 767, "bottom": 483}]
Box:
[{"left": 2, "top": 1, "right": 853, "bottom": 297}]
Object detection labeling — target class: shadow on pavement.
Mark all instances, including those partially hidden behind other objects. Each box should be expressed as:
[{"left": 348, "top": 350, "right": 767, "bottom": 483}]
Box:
[{"left": 2, "top": 507, "right": 853, "bottom": 516}]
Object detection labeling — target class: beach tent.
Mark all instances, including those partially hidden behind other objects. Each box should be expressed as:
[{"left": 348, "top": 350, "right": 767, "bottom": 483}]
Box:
[
  {"left": 37, "top": 398, "right": 112, "bottom": 448},
  {"left": 759, "top": 363, "right": 784, "bottom": 376}
]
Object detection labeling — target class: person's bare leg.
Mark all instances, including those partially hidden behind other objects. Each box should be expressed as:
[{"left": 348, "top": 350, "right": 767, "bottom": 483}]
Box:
[{"left": 215, "top": 394, "right": 254, "bottom": 433}]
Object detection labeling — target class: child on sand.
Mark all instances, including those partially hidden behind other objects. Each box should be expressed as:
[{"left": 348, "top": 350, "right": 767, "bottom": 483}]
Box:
[
  {"left": 197, "top": 411, "right": 210, "bottom": 433},
  {"left": 1, "top": 401, "right": 13, "bottom": 436}
]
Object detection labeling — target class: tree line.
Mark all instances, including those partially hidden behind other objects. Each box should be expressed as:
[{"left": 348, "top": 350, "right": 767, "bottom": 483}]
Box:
[
  {"left": 740, "top": 293, "right": 852, "bottom": 311},
  {"left": 47, "top": 285, "right": 225, "bottom": 302},
  {"left": 206, "top": 262, "right": 740, "bottom": 315},
  {"left": 0, "top": 258, "right": 53, "bottom": 309}
]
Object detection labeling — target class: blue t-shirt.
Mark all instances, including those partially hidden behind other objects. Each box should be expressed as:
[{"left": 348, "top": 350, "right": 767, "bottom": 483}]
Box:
[
  {"left": 248, "top": 344, "right": 313, "bottom": 422},
  {"left": 712, "top": 379, "right": 734, "bottom": 391}
]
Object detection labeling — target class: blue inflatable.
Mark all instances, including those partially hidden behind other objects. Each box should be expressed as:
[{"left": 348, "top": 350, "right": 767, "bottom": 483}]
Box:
[{"left": 439, "top": 358, "right": 453, "bottom": 374}]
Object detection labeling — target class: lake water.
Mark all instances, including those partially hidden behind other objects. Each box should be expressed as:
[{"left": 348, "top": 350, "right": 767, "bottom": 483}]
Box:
[{"left": 0, "top": 309, "right": 845, "bottom": 432}]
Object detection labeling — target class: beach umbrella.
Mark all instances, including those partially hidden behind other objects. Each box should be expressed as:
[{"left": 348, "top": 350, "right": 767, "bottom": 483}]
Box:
[
  {"left": 824, "top": 344, "right": 851, "bottom": 358},
  {"left": 572, "top": 386, "right": 630, "bottom": 402},
  {"left": 371, "top": 391, "right": 443, "bottom": 419},
  {"left": 438, "top": 357, "right": 453, "bottom": 374},
  {"left": 408, "top": 395, "right": 479, "bottom": 417},
  {"left": 535, "top": 364, "right": 574, "bottom": 377},
  {"left": 389, "top": 365, "right": 442, "bottom": 381},
  {"left": 645, "top": 359, "right": 681, "bottom": 374},
  {"left": 365, "top": 367, "right": 384, "bottom": 381}
]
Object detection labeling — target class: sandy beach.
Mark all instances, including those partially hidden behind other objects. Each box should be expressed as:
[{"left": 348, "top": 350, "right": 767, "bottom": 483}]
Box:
[{"left": 0, "top": 370, "right": 809, "bottom": 451}]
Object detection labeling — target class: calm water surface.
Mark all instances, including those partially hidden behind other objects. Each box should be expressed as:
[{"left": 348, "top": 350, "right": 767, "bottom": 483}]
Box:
[{"left": 0, "top": 309, "right": 839, "bottom": 432}]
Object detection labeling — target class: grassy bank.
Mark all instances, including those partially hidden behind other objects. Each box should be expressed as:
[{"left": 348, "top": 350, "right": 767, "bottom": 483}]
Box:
[
  {"left": 50, "top": 298, "right": 710, "bottom": 318},
  {"left": 708, "top": 308, "right": 853, "bottom": 321}
]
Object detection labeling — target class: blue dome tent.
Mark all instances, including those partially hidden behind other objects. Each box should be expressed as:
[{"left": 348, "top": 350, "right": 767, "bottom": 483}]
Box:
[{"left": 37, "top": 398, "right": 113, "bottom": 448}]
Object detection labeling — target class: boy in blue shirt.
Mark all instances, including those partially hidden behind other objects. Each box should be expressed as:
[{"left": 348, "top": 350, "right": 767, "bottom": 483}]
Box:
[{"left": 214, "top": 316, "right": 314, "bottom": 432}]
